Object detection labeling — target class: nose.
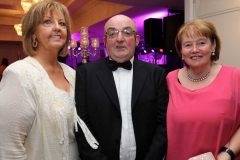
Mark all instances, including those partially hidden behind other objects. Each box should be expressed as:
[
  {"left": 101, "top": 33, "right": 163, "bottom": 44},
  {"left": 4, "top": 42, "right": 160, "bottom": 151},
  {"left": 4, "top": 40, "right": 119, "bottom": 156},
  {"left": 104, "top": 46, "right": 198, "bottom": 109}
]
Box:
[
  {"left": 53, "top": 22, "right": 60, "bottom": 31},
  {"left": 191, "top": 44, "right": 199, "bottom": 53},
  {"left": 116, "top": 31, "right": 124, "bottom": 42}
]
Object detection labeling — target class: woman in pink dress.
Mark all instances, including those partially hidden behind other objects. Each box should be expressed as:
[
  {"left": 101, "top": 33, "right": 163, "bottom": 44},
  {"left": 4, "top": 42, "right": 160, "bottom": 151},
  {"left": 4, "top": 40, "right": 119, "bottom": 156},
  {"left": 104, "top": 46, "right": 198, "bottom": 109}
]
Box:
[{"left": 166, "top": 19, "right": 240, "bottom": 160}]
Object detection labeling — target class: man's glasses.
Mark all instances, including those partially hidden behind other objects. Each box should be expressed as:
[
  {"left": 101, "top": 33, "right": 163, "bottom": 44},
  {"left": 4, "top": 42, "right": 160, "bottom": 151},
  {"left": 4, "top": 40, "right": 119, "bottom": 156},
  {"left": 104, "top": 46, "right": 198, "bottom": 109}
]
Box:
[{"left": 105, "top": 27, "right": 136, "bottom": 39}]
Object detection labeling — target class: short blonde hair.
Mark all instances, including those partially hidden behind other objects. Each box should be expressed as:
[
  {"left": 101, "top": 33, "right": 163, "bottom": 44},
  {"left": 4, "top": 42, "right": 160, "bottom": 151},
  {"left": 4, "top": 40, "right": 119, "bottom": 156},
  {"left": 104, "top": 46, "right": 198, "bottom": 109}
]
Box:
[
  {"left": 175, "top": 19, "right": 221, "bottom": 61},
  {"left": 21, "top": 0, "right": 71, "bottom": 57}
]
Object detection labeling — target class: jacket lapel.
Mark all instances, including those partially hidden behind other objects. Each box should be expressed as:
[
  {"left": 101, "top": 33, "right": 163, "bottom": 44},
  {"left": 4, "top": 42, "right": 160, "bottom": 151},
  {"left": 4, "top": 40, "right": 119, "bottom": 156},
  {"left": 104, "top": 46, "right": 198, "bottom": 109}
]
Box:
[
  {"left": 132, "top": 59, "right": 148, "bottom": 108},
  {"left": 96, "top": 58, "right": 121, "bottom": 112}
]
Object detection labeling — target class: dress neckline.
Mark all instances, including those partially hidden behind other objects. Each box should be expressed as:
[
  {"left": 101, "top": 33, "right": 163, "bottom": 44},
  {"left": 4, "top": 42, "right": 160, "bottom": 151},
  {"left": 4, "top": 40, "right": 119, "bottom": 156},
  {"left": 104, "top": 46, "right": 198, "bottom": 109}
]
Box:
[
  {"left": 24, "top": 56, "right": 72, "bottom": 94},
  {"left": 176, "top": 64, "right": 223, "bottom": 92}
]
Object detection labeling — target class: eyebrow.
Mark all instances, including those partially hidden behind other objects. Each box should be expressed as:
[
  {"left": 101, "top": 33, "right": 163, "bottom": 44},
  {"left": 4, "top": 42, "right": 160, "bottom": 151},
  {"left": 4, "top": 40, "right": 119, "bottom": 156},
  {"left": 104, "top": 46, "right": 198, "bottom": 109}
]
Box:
[
  {"left": 43, "top": 16, "right": 52, "bottom": 18},
  {"left": 107, "top": 26, "right": 133, "bottom": 31},
  {"left": 106, "top": 27, "right": 116, "bottom": 31},
  {"left": 182, "top": 39, "right": 209, "bottom": 46},
  {"left": 43, "top": 16, "right": 65, "bottom": 21}
]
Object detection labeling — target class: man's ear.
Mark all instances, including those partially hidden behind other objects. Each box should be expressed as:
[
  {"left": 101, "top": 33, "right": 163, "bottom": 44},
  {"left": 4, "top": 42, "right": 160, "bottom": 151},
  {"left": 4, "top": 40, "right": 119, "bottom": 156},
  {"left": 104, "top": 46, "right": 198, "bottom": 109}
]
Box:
[
  {"left": 135, "top": 35, "right": 140, "bottom": 46},
  {"left": 103, "top": 37, "right": 107, "bottom": 46}
]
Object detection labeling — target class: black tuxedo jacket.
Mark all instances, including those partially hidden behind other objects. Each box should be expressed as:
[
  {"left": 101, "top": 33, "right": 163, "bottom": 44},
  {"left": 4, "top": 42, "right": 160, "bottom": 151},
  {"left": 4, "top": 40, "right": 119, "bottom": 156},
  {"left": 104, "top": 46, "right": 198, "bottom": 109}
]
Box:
[{"left": 75, "top": 57, "right": 168, "bottom": 160}]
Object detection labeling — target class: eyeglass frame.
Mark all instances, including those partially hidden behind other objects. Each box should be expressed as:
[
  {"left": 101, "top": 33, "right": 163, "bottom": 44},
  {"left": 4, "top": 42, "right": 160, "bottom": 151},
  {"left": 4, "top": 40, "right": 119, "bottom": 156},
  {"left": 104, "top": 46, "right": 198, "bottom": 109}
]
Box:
[{"left": 105, "top": 27, "right": 137, "bottom": 39}]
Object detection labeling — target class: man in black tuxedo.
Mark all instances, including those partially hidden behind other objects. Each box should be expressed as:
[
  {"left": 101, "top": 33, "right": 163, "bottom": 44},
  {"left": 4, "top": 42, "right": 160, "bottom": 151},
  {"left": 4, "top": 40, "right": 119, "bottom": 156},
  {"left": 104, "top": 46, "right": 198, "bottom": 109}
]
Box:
[{"left": 75, "top": 14, "right": 168, "bottom": 160}]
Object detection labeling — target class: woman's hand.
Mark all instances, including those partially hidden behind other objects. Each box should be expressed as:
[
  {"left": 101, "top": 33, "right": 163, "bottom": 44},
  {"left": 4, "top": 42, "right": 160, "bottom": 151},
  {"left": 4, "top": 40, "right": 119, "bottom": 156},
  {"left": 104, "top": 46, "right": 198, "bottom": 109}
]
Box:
[{"left": 216, "top": 152, "right": 231, "bottom": 160}]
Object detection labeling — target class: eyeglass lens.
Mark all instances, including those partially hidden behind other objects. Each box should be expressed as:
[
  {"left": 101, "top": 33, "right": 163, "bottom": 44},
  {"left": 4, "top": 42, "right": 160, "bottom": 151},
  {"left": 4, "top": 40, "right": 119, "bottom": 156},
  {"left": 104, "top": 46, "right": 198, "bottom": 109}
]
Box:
[{"left": 106, "top": 27, "right": 136, "bottom": 38}]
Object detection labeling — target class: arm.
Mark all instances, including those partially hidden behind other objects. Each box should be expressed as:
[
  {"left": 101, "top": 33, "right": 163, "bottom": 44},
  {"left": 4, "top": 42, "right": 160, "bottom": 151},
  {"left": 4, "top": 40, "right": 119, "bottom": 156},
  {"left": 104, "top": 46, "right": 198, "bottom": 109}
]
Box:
[
  {"left": 75, "top": 67, "right": 107, "bottom": 160},
  {"left": 217, "top": 68, "right": 240, "bottom": 160},
  {"left": 144, "top": 68, "right": 169, "bottom": 160},
  {"left": 0, "top": 68, "right": 36, "bottom": 159},
  {"left": 217, "top": 127, "right": 240, "bottom": 160}
]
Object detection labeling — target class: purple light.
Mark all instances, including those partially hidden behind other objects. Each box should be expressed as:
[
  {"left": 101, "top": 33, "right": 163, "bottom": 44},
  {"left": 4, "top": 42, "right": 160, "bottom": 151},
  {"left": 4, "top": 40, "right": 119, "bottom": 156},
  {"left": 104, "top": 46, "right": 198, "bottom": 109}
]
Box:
[
  {"left": 67, "top": 8, "right": 170, "bottom": 67},
  {"left": 130, "top": 9, "right": 168, "bottom": 40},
  {"left": 71, "top": 32, "right": 80, "bottom": 42},
  {"left": 138, "top": 53, "right": 166, "bottom": 65}
]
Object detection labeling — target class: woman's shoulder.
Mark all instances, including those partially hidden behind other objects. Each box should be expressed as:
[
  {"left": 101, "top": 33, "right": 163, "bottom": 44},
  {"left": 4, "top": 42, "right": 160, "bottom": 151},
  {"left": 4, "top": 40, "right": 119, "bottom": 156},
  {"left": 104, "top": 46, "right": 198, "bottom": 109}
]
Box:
[
  {"left": 4, "top": 57, "right": 46, "bottom": 85},
  {"left": 167, "top": 69, "right": 180, "bottom": 79},
  {"left": 5, "top": 58, "right": 33, "bottom": 74},
  {"left": 59, "top": 62, "right": 76, "bottom": 86},
  {"left": 59, "top": 62, "right": 75, "bottom": 71},
  {"left": 220, "top": 64, "right": 240, "bottom": 76},
  {"left": 222, "top": 64, "right": 239, "bottom": 70},
  {"left": 59, "top": 62, "right": 75, "bottom": 76}
]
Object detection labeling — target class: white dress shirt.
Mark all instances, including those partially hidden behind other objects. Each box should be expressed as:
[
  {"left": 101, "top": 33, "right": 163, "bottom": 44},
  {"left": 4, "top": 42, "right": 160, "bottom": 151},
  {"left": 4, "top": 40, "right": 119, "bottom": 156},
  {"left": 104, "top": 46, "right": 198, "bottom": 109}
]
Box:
[{"left": 112, "top": 58, "right": 136, "bottom": 160}]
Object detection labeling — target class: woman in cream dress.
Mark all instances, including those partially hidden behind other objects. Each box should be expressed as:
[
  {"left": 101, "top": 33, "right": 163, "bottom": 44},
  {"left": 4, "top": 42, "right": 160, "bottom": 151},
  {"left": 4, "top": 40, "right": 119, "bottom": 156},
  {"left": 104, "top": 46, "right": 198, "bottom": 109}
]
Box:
[{"left": 0, "top": 1, "right": 98, "bottom": 159}]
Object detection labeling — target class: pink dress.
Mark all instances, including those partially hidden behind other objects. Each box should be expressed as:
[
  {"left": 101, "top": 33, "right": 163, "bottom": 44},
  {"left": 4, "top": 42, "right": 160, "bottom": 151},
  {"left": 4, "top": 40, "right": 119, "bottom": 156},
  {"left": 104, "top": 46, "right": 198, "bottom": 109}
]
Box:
[{"left": 166, "top": 65, "right": 240, "bottom": 160}]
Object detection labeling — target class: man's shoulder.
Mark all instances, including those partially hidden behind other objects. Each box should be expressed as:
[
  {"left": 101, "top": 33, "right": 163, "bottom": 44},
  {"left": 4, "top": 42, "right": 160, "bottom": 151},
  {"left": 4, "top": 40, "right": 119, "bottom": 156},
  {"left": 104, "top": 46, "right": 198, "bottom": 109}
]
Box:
[
  {"left": 77, "top": 58, "right": 106, "bottom": 71},
  {"left": 134, "top": 59, "right": 165, "bottom": 71}
]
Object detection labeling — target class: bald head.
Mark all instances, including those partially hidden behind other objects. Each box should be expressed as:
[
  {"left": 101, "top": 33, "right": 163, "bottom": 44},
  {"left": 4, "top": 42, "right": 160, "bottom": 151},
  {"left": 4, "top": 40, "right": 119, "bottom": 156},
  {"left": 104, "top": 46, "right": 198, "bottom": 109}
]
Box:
[
  {"left": 104, "top": 14, "right": 137, "bottom": 33},
  {"left": 103, "top": 14, "right": 140, "bottom": 63}
]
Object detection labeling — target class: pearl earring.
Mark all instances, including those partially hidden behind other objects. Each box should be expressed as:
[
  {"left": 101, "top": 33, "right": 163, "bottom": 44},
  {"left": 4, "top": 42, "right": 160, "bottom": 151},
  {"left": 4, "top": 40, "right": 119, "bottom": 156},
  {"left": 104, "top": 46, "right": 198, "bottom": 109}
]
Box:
[{"left": 212, "top": 50, "right": 215, "bottom": 56}]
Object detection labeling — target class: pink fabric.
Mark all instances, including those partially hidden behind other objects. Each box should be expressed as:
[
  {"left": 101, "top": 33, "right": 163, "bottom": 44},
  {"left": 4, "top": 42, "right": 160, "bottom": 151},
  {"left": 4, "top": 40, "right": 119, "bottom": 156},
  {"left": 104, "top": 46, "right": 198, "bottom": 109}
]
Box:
[{"left": 166, "top": 65, "right": 240, "bottom": 160}]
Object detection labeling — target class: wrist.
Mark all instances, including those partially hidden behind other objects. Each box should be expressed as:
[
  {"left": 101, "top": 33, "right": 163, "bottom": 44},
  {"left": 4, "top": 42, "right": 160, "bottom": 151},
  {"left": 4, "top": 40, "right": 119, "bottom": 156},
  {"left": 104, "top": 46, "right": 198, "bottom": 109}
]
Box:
[{"left": 219, "top": 147, "right": 235, "bottom": 160}]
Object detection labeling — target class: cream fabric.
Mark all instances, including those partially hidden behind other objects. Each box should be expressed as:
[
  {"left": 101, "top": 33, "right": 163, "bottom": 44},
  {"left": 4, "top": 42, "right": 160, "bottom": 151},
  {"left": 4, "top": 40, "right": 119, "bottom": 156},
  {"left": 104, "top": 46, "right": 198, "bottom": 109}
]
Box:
[{"left": 0, "top": 57, "right": 84, "bottom": 160}]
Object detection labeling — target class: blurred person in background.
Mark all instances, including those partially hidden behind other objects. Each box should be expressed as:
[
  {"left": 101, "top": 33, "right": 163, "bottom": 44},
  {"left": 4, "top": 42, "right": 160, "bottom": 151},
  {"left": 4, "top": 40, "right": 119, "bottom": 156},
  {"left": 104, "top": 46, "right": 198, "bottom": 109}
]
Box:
[{"left": 0, "top": 58, "right": 9, "bottom": 81}]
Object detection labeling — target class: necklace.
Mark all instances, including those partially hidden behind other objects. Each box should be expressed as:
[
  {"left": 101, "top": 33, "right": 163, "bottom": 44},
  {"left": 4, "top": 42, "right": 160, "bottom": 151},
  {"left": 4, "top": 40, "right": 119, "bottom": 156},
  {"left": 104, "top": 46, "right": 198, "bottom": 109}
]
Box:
[{"left": 186, "top": 65, "right": 212, "bottom": 82}]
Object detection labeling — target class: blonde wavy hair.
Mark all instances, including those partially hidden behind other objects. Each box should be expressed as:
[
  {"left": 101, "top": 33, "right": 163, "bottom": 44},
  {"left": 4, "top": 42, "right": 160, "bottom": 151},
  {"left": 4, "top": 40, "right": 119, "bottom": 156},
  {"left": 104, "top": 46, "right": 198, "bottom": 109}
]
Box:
[{"left": 21, "top": 0, "right": 71, "bottom": 57}]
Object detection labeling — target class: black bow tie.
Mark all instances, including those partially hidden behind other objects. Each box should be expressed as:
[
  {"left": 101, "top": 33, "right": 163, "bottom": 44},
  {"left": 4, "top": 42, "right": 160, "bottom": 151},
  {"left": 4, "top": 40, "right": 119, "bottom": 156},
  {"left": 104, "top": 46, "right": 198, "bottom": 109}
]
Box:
[{"left": 108, "top": 59, "right": 132, "bottom": 71}]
